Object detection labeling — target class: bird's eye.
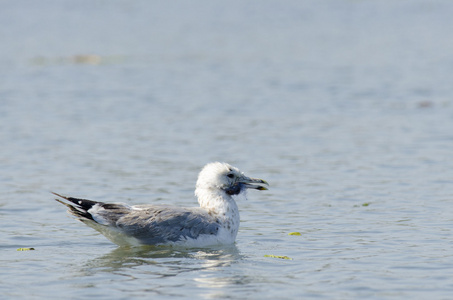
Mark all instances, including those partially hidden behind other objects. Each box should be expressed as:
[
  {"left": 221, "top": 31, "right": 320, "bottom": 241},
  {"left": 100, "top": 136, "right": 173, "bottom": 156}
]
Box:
[{"left": 227, "top": 174, "right": 234, "bottom": 178}]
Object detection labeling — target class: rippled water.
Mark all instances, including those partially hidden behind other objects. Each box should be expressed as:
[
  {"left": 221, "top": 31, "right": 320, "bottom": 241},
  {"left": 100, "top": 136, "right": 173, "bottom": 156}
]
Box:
[{"left": 2, "top": 1, "right": 453, "bottom": 299}]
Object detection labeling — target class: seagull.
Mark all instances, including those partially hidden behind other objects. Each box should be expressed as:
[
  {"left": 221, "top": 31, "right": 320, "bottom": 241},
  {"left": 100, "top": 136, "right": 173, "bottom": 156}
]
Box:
[{"left": 54, "top": 162, "right": 268, "bottom": 247}]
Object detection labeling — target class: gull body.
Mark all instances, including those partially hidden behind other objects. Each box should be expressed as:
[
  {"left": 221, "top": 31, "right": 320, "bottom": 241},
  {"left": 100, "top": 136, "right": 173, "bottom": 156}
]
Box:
[{"left": 54, "top": 162, "right": 268, "bottom": 247}]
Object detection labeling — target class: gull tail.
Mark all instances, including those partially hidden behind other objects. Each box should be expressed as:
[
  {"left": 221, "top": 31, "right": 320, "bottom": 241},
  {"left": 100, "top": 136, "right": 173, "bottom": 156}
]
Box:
[
  {"left": 52, "top": 192, "right": 101, "bottom": 222},
  {"left": 53, "top": 192, "right": 139, "bottom": 246}
]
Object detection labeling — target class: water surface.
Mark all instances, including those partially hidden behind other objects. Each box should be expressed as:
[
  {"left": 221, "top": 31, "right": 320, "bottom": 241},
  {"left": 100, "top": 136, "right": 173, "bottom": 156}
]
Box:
[{"left": 1, "top": 1, "right": 453, "bottom": 299}]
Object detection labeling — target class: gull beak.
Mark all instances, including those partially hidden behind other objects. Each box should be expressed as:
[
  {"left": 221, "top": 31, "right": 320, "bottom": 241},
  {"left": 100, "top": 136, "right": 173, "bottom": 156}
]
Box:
[{"left": 240, "top": 176, "right": 269, "bottom": 191}]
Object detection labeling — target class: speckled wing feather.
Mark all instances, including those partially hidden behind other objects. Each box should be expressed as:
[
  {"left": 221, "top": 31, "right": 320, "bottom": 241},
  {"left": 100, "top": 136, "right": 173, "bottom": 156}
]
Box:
[
  {"left": 116, "top": 205, "right": 222, "bottom": 244},
  {"left": 53, "top": 193, "right": 221, "bottom": 245}
]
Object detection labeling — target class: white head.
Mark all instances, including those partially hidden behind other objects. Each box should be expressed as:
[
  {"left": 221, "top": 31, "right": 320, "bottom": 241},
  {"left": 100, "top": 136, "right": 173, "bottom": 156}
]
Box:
[{"left": 195, "top": 162, "right": 268, "bottom": 198}]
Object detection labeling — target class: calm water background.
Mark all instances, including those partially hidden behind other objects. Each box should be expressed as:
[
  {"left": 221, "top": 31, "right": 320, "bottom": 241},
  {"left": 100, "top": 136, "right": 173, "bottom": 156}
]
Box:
[{"left": 1, "top": 0, "right": 453, "bottom": 299}]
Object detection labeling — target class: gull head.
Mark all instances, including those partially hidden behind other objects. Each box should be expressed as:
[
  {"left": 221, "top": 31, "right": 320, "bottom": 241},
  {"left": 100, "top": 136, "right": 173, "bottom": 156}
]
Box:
[{"left": 195, "top": 162, "right": 268, "bottom": 196}]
